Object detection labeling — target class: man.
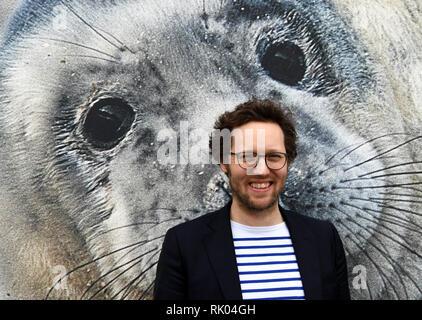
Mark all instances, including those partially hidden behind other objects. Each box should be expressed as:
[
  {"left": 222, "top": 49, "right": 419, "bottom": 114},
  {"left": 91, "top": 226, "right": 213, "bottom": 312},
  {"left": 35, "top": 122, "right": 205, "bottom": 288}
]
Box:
[{"left": 154, "top": 99, "right": 350, "bottom": 300}]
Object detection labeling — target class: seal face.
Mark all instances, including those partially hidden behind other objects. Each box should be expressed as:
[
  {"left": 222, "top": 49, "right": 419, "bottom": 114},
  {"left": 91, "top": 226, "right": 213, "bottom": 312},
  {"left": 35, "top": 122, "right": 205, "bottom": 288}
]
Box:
[{"left": 0, "top": 0, "right": 421, "bottom": 299}]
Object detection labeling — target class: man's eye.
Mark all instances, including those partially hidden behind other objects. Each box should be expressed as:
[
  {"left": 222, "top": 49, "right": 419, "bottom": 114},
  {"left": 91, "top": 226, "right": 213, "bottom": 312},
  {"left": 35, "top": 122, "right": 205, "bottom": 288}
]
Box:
[
  {"left": 242, "top": 153, "right": 257, "bottom": 161},
  {"left": 267, "top": 154, "right": 283, "bottom": 161}
]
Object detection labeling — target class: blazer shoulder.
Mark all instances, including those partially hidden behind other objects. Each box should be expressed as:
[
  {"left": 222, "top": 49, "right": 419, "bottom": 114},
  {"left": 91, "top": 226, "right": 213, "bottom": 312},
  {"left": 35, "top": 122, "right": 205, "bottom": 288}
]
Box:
[{"left": 167, "top": 206, "right": 225, "bottom": 235}]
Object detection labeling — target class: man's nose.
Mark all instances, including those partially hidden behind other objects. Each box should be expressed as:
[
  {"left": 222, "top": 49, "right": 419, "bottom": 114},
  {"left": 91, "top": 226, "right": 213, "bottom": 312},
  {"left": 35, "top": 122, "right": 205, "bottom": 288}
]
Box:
[{"left": 247, "top": 156, "right": 270, "bottom": 176}]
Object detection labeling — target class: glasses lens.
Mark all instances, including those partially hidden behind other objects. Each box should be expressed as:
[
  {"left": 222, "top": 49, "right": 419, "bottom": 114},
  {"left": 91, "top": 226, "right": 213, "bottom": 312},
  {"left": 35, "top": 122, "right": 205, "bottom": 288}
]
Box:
[
  {"left": 238, "top": 152, "right": 257, "bottom": 168},
  {"left": 266, "top": 153, "right": 287, "bottom": 170}
]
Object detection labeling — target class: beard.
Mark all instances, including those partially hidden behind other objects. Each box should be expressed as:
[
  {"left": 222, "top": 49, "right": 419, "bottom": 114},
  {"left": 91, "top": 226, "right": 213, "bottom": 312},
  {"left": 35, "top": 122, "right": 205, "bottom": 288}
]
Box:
[{"left": 226, "top": 170, "right": 281, "bottom": 212}]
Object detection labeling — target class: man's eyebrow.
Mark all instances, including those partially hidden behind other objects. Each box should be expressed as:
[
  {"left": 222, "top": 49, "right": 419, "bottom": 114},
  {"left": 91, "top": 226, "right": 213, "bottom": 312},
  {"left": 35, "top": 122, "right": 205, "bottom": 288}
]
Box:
[{"left": 235, "top": 150, "right": 285, "bottom": 153}]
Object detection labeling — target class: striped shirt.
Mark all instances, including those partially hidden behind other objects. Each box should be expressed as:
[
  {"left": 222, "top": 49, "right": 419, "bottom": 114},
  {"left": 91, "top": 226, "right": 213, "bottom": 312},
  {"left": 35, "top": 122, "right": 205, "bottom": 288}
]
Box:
[{"left": 231, "top": 220, "right": 305, "bottom": 300}]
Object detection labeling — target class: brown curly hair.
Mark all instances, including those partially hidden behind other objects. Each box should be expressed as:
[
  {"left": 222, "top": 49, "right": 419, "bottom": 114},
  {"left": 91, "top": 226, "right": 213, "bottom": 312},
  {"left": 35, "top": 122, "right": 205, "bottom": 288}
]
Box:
[{"left": 209, "top": 98, "right": 297, "bottom": 164}]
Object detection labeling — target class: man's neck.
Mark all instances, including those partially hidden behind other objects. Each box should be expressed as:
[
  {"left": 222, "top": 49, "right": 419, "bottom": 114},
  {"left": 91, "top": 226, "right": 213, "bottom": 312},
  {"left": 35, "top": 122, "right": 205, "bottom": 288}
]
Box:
[{"left": 229, "top": 198, "right": 283, "bottom": 227}]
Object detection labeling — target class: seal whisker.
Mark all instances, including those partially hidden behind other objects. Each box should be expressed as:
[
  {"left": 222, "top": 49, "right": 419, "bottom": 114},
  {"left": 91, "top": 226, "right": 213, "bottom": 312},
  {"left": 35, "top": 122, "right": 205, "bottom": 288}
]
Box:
[
  {"left": 377, "top": 204, "right": 422, "bottom": 218},
  {"left": 91, "top": 217, "right": 182, "bottom": 240},
  {"left": 94, "top": 26, "right": 136, "bottom": 54},
  {"left": 109, "top": 257, "right": 160, "bottom": 300},
  {"left": 319, "top": 153, "right": 414, "bottom": 177},
  {"left": 136, "top": 277, "right": 156, "bottom": 300},
  {"left": 121, "top": 273, "right": 148, "bottom": 300},
  {"left": 369, "top": 197, "right": 422, "bottom": 205},
  {"left": 337, "top": 216, "right": 408, "bottom": 298},
  {"left": 358, "top": 161, "right": 422, "bottom": 178},
  {"left": 340, "top": 203, "right": 416, "bottom": 246},
  {"left": 344, "top": 135, "right": 422, "bottom": 172},
  {"left": 108, "top": 222, "right": 178, "bottom": 269},
  {"left": 344, "top": 214, "right": 422, "bottom": 298},
  {"left": 201, "top": 0, "right": 208, "bottom": 23},
  {"left": 369, "top": 238, "right": 413, "bottom": 299},
  {"left": 377, "top": 217, "right": 422, "bottom": 237},
  {"left": 349, "top": 198, "right": 421, "bottom": 227},
  {"left": 119, "top": 274, "right": 148, "bottom": 300},
  {"left": 116, "top": 258, "right": 160, "bottom": 300},
  {"left": 341, "top": 239, "right": 375, "bottom": 299},
  {"left": 337, "top": 133, "right": 411, "bottom": 163},
  {"left": 365, "top": 206, "right": 422, "bottom": 232},
  {"left": 88, "top": 247, "right": 159, "bottom": 300},
  {"left": 110, "top": 241, "right": 148, "bottom": 271},
  {"left": 334, "top": 182, "right": 422, "bottom": 190},
  {"left": 316, "top": 161, "right": 350, "bottom": 176},
  {"left": 45, "top": 234, "right": 165, "bottom": 299},
  {"left": 341, "top": 171, "right": 422, "bottom": 183},
  {"left": 59, "top": 0, "right": 127, "bottom": 53},
  {"left": 379, "top": 192, "right": 422, "bottom": 198},
  {"left": 87, "top": 255, "right": 158, "bottom": 301},
  {"left": 36, "top": 37, "right": 119, "bottom": 60},
  {"left": 340, "top": 219, "right": 416, "bottom": 298},
  {"left": 133, "top": 263, "right": 161, "bottom": 300},
  {"left": 65, "top": 54, "right": 120, "bottom": 64},
  {"left": 395, "top": 186, "right": 422, "bottom": 194},
  {"left": 334, "top": 210, "right": 390, "bottom": 256},
  {"left": 344, "top": 199, "right": 422, "bottom": 235},
  {"left": 369, "top": 234, "right": 422, "bottom": 298},
  {"left": 80, "top": 246, "right": 159, "bottom": 300},
  {"left": 324, "top": 148, "right": 352, "bottom": 166},
  {"left": 112, "top": 258, "right": 161, "bottom": 300},
  {"left": 336, "top": 219, "right": 399, "bottom": 298},
  {"left": 341, "top": 202, "right": 422, "bottom": 255}
]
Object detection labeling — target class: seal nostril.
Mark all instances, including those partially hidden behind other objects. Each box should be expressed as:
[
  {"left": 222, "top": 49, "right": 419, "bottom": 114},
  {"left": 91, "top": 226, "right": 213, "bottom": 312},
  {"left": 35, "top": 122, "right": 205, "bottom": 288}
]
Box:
[{"left": 329, "top": 203, "right": 335, "bottom": 209}]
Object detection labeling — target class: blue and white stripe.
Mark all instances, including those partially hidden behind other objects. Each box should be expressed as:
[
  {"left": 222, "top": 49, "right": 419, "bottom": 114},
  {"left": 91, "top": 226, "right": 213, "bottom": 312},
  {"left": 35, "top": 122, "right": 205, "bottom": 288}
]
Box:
[{"left": 231, "top": 221, "right": 305, "bottom": 300}]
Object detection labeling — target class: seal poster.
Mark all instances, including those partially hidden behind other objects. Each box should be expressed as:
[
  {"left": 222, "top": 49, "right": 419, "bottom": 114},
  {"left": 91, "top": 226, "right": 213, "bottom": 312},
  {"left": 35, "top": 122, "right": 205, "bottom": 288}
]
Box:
[{"left": 0, "top": 0, "right": 420, "bottom": 299}]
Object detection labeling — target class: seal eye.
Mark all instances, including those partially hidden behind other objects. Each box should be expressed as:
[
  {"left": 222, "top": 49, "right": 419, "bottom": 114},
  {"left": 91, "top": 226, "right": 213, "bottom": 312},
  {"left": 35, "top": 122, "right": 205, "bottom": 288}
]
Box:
[
  {"left": 83, "top": 98, "right": 135, "bottom": 149},
  {"left": 261, "top": 42, "right": 306, "bottom": 86}
]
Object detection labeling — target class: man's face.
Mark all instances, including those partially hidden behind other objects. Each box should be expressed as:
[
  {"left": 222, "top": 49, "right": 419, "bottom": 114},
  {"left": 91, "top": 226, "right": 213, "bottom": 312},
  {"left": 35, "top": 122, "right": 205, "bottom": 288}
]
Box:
[{"left": 220, "top": 121, "right": 289, "bottom": 211}]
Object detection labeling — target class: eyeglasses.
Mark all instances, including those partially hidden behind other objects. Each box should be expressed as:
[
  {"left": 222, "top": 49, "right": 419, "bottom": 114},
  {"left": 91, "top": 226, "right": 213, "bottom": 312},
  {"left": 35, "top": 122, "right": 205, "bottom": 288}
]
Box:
[{"left": 230, "top": 152, "right": 288, "bottom": 170}]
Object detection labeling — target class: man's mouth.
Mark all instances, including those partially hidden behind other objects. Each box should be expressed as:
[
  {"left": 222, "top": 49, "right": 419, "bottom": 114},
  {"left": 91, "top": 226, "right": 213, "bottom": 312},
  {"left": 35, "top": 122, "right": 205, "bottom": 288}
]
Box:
[{"left": 248, "top": 181, "right": 273, "bottom": 192}]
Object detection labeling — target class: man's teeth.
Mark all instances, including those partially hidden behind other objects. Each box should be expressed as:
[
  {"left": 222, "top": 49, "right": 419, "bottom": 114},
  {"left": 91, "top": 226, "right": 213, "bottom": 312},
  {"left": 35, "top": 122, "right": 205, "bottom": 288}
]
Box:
[{"left": 250, "top": 182, "right": 271, "bottom": 189}]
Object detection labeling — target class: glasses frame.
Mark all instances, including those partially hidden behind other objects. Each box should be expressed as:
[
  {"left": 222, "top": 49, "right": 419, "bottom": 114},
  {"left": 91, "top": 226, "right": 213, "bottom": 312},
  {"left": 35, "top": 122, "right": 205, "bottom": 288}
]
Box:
[{"left": 229, "top": 151, "right": 288, "bottom": 170}]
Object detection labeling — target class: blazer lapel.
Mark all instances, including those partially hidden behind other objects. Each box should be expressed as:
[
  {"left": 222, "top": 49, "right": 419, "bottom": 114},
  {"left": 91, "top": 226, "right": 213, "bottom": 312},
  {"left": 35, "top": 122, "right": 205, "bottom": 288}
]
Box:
[
  {"left": 281, "top": 207, "right": 323, "bottom": 300},
  {"left": 202, "top": 202, "right": 243, "bottom": 300}
]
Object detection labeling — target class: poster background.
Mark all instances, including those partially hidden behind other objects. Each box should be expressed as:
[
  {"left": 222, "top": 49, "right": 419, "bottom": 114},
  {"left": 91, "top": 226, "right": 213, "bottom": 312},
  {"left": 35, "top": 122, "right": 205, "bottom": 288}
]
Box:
[
  {"left": 0, "top": 0, "right": 420, "bottom": 300},
  {"left": 0, "top": 1, "right": 18, "bottom": 299}
]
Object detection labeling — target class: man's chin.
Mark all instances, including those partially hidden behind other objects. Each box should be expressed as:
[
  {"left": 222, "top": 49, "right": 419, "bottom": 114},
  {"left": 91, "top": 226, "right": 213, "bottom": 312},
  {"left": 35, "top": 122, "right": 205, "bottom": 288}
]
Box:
[{"left": 238, "top": 196, "right": 278, "bottom": 212}]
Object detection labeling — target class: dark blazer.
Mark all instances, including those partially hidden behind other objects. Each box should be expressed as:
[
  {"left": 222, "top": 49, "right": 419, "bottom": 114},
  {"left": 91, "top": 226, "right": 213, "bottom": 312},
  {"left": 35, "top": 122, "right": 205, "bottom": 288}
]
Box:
[{"left": 154, "top": 201, "right": 350, "bottom": 300}]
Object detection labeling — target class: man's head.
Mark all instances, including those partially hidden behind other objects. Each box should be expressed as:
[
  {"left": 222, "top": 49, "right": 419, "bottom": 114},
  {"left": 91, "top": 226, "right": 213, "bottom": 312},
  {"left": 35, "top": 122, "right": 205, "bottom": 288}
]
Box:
[
  {"left": 211, "top": 99, "right": 298, "bottom": 165},
  {"left": 210, "top": 99, "right": 297, "bottom": 211}
]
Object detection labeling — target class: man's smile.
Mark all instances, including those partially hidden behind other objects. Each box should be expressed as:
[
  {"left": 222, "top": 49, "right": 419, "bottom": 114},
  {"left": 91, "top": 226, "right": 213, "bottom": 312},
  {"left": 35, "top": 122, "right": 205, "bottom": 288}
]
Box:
[{"left": 248, "top": 181, "right": 273, "bottom": 192}]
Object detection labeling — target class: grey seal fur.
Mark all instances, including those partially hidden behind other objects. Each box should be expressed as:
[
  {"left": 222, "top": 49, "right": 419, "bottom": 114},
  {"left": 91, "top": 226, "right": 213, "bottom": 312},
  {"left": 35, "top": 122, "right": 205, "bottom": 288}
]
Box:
[{"left": 0, "top": 0, "right": 421, "bottom": 299}]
